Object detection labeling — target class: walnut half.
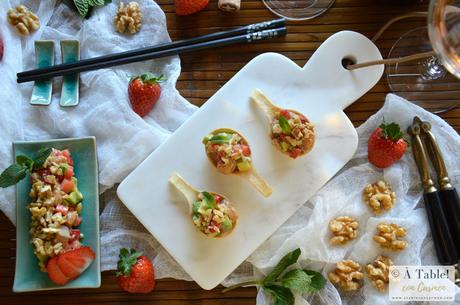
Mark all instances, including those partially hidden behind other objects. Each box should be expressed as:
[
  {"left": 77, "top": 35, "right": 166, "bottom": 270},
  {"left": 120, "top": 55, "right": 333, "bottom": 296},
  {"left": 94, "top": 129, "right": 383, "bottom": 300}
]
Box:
[
  {"left": 366, "top": 255, "right": 393, "bottom": 292},
  {"left": 114, "top": 2, "right": 142, "bottom": 34},
  {"left": 7, "top": 5, "right": 40, "bottom": 36},
  {"left": 329, "top": 216, "right": 359, "bottom": 245},
  {"left": 363, "top": 180, "right": 396, "bottom": 214},
  {"left": 373, "top": 223, "right": 407, "bottom": 251},
  {"left": 328, "top": 260, "right": 364, "bottom": 291}
]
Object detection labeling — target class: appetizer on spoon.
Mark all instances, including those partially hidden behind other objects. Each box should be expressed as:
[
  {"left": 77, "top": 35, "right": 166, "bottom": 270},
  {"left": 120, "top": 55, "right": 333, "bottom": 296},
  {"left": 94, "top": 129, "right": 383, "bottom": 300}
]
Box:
[
  {"left": 169, "top": 173, "right": 238, "bottom": 238},
  {"left": 202, "top": 128, "right": 272, "bottom": 197},
  {"left": 251, "top": 89, "right": 315, "bottom": 159}
]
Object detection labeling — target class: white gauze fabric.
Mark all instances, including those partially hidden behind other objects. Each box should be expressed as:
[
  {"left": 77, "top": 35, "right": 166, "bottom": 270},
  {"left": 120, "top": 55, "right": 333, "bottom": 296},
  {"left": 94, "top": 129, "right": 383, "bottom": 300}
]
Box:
[
  {"left": 100, "top": 94, "right": 459, "bottom": 305},
  {"left": 0, "top": 0, "right": 197, "bottom": 224}
]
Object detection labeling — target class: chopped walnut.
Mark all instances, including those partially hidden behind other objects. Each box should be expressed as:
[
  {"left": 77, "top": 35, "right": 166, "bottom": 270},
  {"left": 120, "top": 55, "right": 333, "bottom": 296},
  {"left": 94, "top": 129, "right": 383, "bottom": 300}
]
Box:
[
  {"left": 7, "top": 5, "right": 40, "bottom": 36},
  {"left": 329, "top": 216, "right": 359, "bottom": 245},
  {"left": 328, "top": 260, "right": 364, "bottom": 291},
  {"left": 114, "top": 2, "right": 142, "bottom": 34},
  {"left": 363, "top": 180, "right": 396, "bottom": 214},
  {"left": 373, "top": 223, "right": 407, "bottom": 251},
  {"left": 366, "top": 255, "right": 393, "bottom": 292}
]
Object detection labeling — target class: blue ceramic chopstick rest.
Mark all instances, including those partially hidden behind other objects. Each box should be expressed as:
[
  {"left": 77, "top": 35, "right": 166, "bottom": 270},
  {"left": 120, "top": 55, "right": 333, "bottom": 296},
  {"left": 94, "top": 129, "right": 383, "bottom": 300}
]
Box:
[
  {"left": 60, "top": 40, "right": 80, "bottom": 107},
  {"left": 30, "top": 41, "right": 55, "bottom": 106}
]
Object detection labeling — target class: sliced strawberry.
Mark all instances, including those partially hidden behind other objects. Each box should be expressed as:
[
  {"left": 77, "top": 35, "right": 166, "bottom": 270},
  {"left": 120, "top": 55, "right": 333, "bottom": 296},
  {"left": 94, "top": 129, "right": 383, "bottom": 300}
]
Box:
[
  {"left": 47, "top": 256, "right": 70, "bottom": 285},
  {"left": 61, "top": 178, "right": 75, "bottom": 193},
  {"left": 56, "top": 246, "right": 96, "bottom": 279},
  {"left": 55, "top": 204, "right": 69, "bottom": 215}
]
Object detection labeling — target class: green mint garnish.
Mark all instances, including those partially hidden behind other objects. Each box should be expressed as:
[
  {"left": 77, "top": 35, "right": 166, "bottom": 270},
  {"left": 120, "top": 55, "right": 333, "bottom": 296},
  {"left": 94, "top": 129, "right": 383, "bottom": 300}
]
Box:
[
  {"left": 222, "top": 248, "right": 326, "bottom": 305},
  {"left": 0, "top": 148, "right": 52, "bottom": 188},
  {"left": 279, "top": 116, "right": 292, "bottom": 135}
]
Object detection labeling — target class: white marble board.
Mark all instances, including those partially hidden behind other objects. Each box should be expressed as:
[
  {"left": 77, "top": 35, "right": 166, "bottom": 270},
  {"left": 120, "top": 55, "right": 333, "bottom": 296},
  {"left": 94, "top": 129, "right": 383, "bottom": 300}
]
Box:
[{"left": 117, "top": 31, "right": 384, "bottom": 290}]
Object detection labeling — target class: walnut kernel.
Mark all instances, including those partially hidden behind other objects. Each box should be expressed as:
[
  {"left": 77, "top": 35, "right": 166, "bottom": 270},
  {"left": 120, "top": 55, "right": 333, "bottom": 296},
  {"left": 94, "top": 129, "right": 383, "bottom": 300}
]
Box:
[
  {"left": 114, "top": 2, "right": 142, "bottom": 34},
  {"left": 363, "top": 180, "right": 396, "bottom": 214},
  {"left": 328, "top": 260, "right": 364, "bottom": 291},
  {"left": 373, "top": 223, "right": 407, "bottom": 251},
  {"left": 329, "top": 216, "right": 359, "bottom": 245},
  {"left": 366, "top": 255, "right": 393, "bottom": 292},
  {"left": 7, "top": 5, "right": 40, "bottom": 36}
]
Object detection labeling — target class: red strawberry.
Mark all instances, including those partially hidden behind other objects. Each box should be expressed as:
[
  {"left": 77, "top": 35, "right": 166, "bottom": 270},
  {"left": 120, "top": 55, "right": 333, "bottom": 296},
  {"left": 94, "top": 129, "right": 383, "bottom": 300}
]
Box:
[
  {"left": 128, "top": 73, "right": 163, "bottom": 118},
  {"left": 56, "top": 246, "right": 96, "bottom": 279},
  {"left": 175, "top": 0, "right": 209, "bottom": 15},
  {"left": 368, "top": 121, "right": 407, "bottom": 168},
  {"left": 116, "top": 248, "right": 155, "bottom": 293},
  {"left": 47, "top": 256, "right": 70, "bottom": 285}
]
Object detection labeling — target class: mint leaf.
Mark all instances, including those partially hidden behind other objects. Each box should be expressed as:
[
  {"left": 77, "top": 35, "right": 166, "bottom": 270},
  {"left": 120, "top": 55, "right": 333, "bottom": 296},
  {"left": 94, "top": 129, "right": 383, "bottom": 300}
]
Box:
[
  {"left": 279, "top": 116, "right": 291, "bottom": 135},
  {"left": 280, "top": 269, "right": 313, "bottom": 293},
  {"left": 201, "top": 191, "right": 216, "bottom": 209},
  {"left": 16, "top": 155, "right": 34, "bottom": 171},
  {"left": 33, "top": 148, "right": 52, "bottom": 169},
  {"left": 264, "top": 248, "right": 301, "bottom": 284},
  {"left": 0, "top": 164, "right": 28, "bottom": 188},
  {"left": 74, "top": 0, "right": 89, "bottom": 17},
  {"left": 303, "top": 270, "right": 326, "bottom": 292},
  {"left": 88, "top": 0, "right": 104, "bottom": 6},
  {"left": 264, "top": 285, "right": 294, "bottom": 305}
]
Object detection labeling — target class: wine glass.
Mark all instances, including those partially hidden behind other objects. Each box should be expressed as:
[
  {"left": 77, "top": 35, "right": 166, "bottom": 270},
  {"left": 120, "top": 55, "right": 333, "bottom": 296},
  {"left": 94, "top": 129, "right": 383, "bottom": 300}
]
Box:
[
  {"left": 386, "top": 0, "right": 460, "bottom": 113},
  {"left": 262, "top": 0, "right": 335, "bottom": 20}
]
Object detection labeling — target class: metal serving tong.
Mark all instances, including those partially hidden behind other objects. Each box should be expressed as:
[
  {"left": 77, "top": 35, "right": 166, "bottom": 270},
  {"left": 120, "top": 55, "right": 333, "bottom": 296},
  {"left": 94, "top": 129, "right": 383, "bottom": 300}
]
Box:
[{"left": 409, "top": 116, "right": 460, "bottom": 265}]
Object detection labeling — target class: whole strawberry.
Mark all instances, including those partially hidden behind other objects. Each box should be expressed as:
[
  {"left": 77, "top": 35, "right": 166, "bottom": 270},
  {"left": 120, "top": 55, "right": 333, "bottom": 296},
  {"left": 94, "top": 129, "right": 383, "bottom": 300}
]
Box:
[
  {"left": 116, "top": 248, "right": 155, "bottom": 293},
  {"left": 128, "top": 73, "right": 163, "bottom": 117},
  {"left": 368, "top": 121, "right": 407, "bottom": 168},
  {"left": 175, "top": 0, "right": 209, "bottom": 15}
]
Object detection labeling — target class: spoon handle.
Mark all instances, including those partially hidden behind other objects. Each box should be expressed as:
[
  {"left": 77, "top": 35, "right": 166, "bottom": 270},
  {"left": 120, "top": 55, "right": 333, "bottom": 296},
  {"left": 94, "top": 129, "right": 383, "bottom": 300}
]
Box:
[
  {"left": 243, "top": 169, "right": 272, "bottom": 197},
  {"left": 251, "top": 89, "right": 277, "bottom": 119},
  {"left": 169, "top": 173, "right": 199, "bottom": 208}
]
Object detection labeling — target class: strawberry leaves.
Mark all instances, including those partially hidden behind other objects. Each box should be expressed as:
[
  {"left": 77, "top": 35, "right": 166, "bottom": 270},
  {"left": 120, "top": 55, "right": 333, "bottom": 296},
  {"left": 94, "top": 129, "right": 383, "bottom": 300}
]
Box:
[
  {"left": 116, "top": 248, "right": 143, "bottom": 277},
  {"left": 0, "top": 148, "right": 52, "bottom": 188},
  {"left": 380, "top": 121, "right": 404, "bottom": 141},
  {"left": 222, "top": 248, "right": 326, "bottom": 305},
  {"left": 131, "top": 73, "right": 166, "bottom": 85}
]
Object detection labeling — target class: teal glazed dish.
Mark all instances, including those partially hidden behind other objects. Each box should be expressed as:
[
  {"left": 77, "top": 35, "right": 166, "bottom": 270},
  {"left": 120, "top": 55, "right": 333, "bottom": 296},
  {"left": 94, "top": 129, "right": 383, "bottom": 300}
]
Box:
[
  {"left": 13, "top": 137, "right": 100, "bottom": 292},
  {"left": 60, "top": 40, "right": 80, "bottom": 107},
  {"left": 31, "top": 41, "right": 55, "bottom": 106}
]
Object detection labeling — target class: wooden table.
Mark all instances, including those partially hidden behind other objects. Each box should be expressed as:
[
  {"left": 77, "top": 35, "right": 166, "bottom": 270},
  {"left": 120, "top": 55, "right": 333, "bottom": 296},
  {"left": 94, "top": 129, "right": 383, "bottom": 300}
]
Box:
[{"left": 2, "top": 0, "right": 459, "bottom": 304}]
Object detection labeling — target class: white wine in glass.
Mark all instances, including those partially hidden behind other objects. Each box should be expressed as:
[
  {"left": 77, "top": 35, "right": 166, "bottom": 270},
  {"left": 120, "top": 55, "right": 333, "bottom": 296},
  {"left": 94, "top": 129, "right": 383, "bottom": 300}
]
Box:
[{"left": 386, "top": 0, "right": 460, "bottom": 113}]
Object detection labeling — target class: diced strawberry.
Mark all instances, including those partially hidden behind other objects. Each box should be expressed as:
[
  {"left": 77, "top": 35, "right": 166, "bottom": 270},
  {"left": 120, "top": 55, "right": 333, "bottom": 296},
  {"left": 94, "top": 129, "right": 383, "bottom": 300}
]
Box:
[
  {"left": 241, "top": 145, "right": 251, "bottom": 156},
  {"left": 214, "top": 195, "right": 222, "bottom": 203},
  {"left": 55, "top": 204, "right": 69, "bottom": 215},
  {"left": 70, "top": 229, "right": 81, "bottom": 242},
  {"left": 47, "top": 256, "right": 70, "bottom": 285},
  {"left": 61, "top": 150, "right": 74, "bottom": 166},
  {"left": 56, "top": 246, "right": 95, "bottom": 279},
  {"left": 280, "top": 109, "right": 291, "bottom": 119},
  {"left": 74, "top": 216, "right": 82, "bottom": 226},
  {"left": 64, "top": 166, "right": 74, "bottom": 179},
  {"left": 289, "top": 148, "right": 302, "bottom": 159},
  {"left": 61, "top": 179, "right": 75, "bottom": 193}
]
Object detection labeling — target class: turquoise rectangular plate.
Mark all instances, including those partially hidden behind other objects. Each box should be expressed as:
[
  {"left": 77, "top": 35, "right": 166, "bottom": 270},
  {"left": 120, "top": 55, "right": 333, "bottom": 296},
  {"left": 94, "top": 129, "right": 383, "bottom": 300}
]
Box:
[
  {"left": 60, "top": 40, "right": 80, "bottom": 107},
  {"left": 31, "top": 41, "right": 55, "bottom": 106},
  {"left": 13, "top": 137, "right": 100, "bottom": 292}
]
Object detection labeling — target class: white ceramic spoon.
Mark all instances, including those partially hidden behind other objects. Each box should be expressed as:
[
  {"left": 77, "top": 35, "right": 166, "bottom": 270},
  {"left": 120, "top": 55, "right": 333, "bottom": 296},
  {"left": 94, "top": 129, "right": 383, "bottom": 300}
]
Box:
[
  {"left": 250, "top": 89, "right": 315, "bottom": 159},
  {"left": 169, "top": 172, "right": 238, "bottom": 238},
  {"left": 203, "top": 128, "right": 272, "bottom": 197}
]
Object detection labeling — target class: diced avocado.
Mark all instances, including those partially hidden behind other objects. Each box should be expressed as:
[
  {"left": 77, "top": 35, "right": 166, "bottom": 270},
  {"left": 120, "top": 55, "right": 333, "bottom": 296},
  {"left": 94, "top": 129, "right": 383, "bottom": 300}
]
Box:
[
  {"left": 59, "top": 163, "right": 68, "bottom": 172},
  {"left": 72, "top": 177, "right": 79, "bottom": 192},
  {"left": 280, "top": 141, "right": 290, "bottom": 152},
  {"left": 221, "top": 217, "right": 233, "bottom": 231},
  {"left": 192, "top": 201, "right": 201, "bottom": 213},
  {"left": 64, "top": 190, "right": 83, "bottom": 205},
  {"left": 237, "top": 160, "right": 251, "bottom": 172}
]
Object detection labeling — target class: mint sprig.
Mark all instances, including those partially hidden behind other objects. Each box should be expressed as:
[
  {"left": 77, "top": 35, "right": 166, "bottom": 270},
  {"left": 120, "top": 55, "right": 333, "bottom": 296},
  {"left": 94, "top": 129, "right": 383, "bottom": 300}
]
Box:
[
  {"left": 0, "top": 148, "right": 52, "bottom": 188},
  {"left": 62, "top": 0, "right": 111, "bottom": 18},
  {"left": 222, "top": 248, "right": 326, "bottom": 305}
]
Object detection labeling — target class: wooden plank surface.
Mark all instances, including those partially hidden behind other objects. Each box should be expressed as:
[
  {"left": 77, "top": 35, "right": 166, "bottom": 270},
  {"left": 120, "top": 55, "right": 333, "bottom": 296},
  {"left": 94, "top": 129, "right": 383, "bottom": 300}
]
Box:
[{"left": 2, "top": 0, "right": 459, "bottom": 304}]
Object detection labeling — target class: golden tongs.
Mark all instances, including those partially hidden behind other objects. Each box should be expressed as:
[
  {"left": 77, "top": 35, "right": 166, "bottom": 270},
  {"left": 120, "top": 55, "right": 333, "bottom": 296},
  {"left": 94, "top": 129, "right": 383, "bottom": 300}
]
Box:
[{"left": 408, "top": 117, "right": 459, "bottom": 265}]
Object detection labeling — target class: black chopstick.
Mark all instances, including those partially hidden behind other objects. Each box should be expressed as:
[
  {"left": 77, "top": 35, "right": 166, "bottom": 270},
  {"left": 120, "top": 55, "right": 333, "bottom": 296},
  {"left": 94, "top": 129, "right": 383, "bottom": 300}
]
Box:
[{"left": 17, "top": 19, "right": 286, "bottom": 83}]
